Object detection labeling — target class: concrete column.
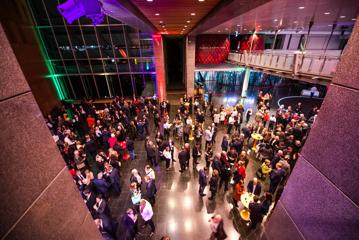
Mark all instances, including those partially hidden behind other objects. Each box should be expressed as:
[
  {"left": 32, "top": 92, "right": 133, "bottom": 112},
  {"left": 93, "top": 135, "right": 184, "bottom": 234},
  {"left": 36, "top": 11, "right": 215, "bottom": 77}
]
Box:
[
  {"left": 0, "top": 24, "right": 101, "bottom": 239},
  {"left": 186, "top": 36, "right": 196, "bottom": 97},
  {"left": 241, "top": 67, "right": 250, "bottom": 98},
  {"left": 263, "top": 17, "right": 359, "bottom": 240},
  {"left": 152, "top": 34, "right": 166, "bottom": 101}
]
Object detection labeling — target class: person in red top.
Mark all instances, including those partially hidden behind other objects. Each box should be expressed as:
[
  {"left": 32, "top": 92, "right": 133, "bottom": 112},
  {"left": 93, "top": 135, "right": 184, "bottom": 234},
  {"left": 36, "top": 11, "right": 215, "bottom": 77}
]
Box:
[
  {"left": 234, "top": 160, "right": 246, "bottom": 180},
  {"left": 263, "top": 110, "right": 270, "bottom": 127},
  {"left": 108, "top": 133, "right": 117, "bottom": 149},
  {"left": 87, "top": 115, "right": 95, "bottom": 129}
]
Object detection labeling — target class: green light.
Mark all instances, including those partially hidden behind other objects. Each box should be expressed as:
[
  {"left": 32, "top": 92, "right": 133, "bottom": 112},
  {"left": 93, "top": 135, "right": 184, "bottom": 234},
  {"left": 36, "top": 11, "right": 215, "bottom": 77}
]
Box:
[
  {"left": 146, "top": 62, "right": 149, "bottom": 71},
  {"left": 26, "top": 0, "right": 66, "bottom": 100}
]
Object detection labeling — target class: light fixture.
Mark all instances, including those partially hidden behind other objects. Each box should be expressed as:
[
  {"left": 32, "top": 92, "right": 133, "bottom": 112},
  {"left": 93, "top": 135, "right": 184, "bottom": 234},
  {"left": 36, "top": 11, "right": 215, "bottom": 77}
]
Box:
[
  {"left": 244, "top": 28, "right": 247, "bottom": 30},
  {"left": 352, "top": 18, "right": 356, "bottom": 21},
  {"left": 155, "top": 13, "right": 160, "bottom": 16},
  {"left": 198, "top": 0, "right": 205, "bottom": 2},
  {"left": 237, "top": 24, "right": 240, "bottom": 26},
  {"left": 187, "top": 20, "right": 191, "bottom": 23},
  {"left": 340, "top": 15, "right": 346, "bottom": 18},
  {"left": 274, "top": 19, "right": 278, "bottom": 22},
  {"left": 147, "top": 0, "right": 153, "bottom": 2},
  {"left": 217, "top": 30, "right": 221, "bottom": 32},
  {"left": 184, "top": 25, "right": 187, "bottom": 28},
  {"left": 159, "top": 21, "right": 163, "bottom": 23},
  {"left": 293, "top": 21, "right": 298, "bottom": 24},
  {"left": 324, "top": 12, "right": 330, "bottom": 15},
  {"left": 225, "top": 28, "right": 228, "bottom": 30},
  {"left": 298, "top": 6, "right": 305, "bottom": 10},
  {"left": 328, "top": 24, "right": 332, "bottom": 27},
  {"left": 162, "top": 25, "right": 165, "bottom": 28},
  {"left": 191, "top": 13, "right": 196, "bottom": 16}
]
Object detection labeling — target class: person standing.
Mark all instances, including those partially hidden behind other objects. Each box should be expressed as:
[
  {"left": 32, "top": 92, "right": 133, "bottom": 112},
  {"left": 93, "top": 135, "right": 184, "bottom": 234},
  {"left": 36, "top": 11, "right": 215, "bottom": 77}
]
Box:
[
  {"left": 144, "top": 176, "right": 157, "bottom": 206},
  {"left": 140, "top": 199, "right": 155, "bottom": 236},
  {"left": 209, "top": 214, "right": 227, "bottom": 240},
  {"left": 192, "top": 142, "right": 201, "bottom": 165},
  {"left": 205, "top": 144, "right": 213, "bottom": 168},
  {"left": 249, "top": 196, "right": 263, "bottom": 229},
  {"left": 178, "top": 146, "right": 187, "bottom": 173},
  {"left": 204, "top": 126, "right": 213, "bottom": 148},
  {"left": 122, "top": 208, "right": 138, "bottom": 239},
  {"left": 126, "top": 137, "right": 135, "bottom": 161},
  {"left": 269, "top": 163, "right": 286, "bottom": 194},
  {"left": 208, "top": 169, "right": 219, "bottom": 200},
  {"left": 198, "top": 167, "right": 208, "bottom": 196},
  {"left": 163, "top": 146, "right": 172, "bottom": 170}
]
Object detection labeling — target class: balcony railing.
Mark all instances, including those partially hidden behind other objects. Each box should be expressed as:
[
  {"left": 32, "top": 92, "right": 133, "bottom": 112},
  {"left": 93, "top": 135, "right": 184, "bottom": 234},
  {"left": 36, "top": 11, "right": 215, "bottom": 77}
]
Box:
[{"left": 227, "top": 50, "right": 341, "bottom": 79}]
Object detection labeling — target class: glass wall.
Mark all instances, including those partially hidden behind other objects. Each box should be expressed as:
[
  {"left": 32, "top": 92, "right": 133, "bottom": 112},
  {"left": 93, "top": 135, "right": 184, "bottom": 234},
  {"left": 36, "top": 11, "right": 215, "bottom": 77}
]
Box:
[{"left": 27, "top": 0, "right": 156, "bottom": 100}]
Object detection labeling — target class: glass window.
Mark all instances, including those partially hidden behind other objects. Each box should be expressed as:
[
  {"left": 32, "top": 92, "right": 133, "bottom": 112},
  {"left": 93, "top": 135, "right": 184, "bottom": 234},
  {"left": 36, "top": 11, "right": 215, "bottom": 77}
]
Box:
[
  {"left": 94, "top": 76, "right": 110, "bottom": 98},
  {"left": 69, "top": 76, "right": 86, "bottom": 99},
  {"left": 119, "top": 74, "right": 134, "bottom": 97},
  {"left": 143, "top": 74, "right": 156, "bottom": 97}
]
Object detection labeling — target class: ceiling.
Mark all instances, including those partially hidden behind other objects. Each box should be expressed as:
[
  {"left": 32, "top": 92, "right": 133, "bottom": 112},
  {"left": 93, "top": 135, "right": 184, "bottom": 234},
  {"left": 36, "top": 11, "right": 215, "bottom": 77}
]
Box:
[
  {"left": 130, "top": 0, "right": 222, "bottom": 35},
  {"left": 204, "top": 0, "right": 359, "bottom": 34}
]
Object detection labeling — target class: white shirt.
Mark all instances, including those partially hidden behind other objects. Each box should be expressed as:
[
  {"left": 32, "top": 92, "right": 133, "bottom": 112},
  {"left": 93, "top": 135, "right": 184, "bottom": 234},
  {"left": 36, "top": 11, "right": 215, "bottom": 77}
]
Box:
[
  {"left": 186, "top": 118, "right": 193, "bottom": 125},
  {"left": 141, "top": 200, "right": 153, "bottom": 221},
  {"left": 163, "top": 150, "right": 172, "bottom": 160},
  {"left": 205, "top": 129, "right": 213, "bottom": 141},
  {"left": 213, "top": 113, "right": 220, "bottom": 123},
  {"left": 145, "top": 168, "right": 156, "bottom": 180},
  {"left": 220, "top": 111, "right": 226, "bottom": 121}
]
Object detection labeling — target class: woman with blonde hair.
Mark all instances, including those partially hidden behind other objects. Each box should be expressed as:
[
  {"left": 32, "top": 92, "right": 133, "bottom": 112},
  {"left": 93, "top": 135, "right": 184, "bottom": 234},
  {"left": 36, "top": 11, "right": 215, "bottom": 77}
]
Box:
[{"left": 257, "top": 159, "right": 272, "bottom": 181}]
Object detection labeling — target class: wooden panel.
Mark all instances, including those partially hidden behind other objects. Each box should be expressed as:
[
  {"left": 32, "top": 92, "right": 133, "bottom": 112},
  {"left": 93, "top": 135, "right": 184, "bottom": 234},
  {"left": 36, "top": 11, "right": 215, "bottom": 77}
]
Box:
[{"left": 131, "top": 0, "right": 221, "bottom": 35}]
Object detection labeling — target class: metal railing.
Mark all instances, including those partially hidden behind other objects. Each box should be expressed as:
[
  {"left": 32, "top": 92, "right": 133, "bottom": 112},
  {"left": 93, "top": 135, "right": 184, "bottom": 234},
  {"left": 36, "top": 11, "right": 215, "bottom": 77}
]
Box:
[{"left": 228, "top": 50, "right": 340, "bottom": 78}]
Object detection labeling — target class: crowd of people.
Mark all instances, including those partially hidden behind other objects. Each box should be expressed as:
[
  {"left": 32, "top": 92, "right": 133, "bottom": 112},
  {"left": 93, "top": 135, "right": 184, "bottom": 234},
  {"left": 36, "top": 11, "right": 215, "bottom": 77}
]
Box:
[{"left": 45, "top": 90, "right": 320, "bottom": 239}]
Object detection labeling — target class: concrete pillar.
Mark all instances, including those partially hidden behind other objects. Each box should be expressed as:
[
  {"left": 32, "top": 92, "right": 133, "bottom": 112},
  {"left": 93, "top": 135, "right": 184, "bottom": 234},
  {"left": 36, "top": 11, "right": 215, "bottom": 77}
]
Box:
[
  {"left": 152, "top": 34, "right": 166, "bottom": 101},
  {"left": 186, "top": 36, "right": 196, "bottom": 97},
  {"left": 0, "top": 0, "right": 59, "bottom": 113},
  {"left": 263, "top": 17, "right": 359, "bottom": 240},
  {"left": 0, "top": 24, "right": 101, "bottom": 239},
  {"left": 241, "top": 68, "right": 250, "bottom": 98}
]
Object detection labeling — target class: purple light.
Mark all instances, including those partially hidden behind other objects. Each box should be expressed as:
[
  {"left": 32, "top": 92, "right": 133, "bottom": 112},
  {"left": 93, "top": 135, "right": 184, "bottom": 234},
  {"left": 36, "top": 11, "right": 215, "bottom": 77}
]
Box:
[{"left": 57, "top": 0, "right": 104, "bottom": 26}]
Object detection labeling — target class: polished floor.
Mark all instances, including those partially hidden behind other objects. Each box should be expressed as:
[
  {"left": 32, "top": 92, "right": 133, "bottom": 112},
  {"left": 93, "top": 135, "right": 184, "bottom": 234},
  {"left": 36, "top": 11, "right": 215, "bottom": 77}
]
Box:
[
  {"left": 108, "top": 105, "right": 265, "bottom": 240},
  {"left": 107, "top": 89, "right": 322, "bottom": 240}
]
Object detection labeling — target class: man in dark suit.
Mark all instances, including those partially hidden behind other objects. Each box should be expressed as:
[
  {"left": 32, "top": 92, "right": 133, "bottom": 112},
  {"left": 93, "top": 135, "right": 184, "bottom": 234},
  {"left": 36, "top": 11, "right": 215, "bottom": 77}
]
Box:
[
  {"left": 94, "top": 217, "right": 116, "bottom": 240},
  {"left": 84, "top": 134, "right": 97, "bottom": 161},
  {"left": 93, "top": 172, "right": 110, "bottom": 198},
  {"left": 105, "top": 162, "right": 121, "bottom": 194},
  {"left": 198, "top": 167, "right": 208, "bottom": 196},
  {"left": 83, "top": 188, "right": 97, "bottom": 218},
  {"left": 94, "top": 194, "right": 111, "bottom": 220},
  {"left": 247, "top": 177, "right": 262, "bottom": 196},
  {"left": 178, "top": 147, "right": 188, "bottom": 173},
  {"left": 249, "top": 196, "right": 263, "bottom": 229},
  {"left": 144, "top": 176, "right": 157, "bottom": 206},
  {"left": 269, "top": 163, "right": 286, "bottom": 194}
]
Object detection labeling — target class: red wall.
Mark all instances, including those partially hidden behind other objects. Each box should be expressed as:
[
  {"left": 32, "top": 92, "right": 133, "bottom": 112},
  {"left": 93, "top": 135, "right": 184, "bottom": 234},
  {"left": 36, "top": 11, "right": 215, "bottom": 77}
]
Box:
[
  {"left": 195, "top": 35, "right": 230, "bottom": 64},
  {"left": 239, "top": 34, "right": 264, "bottom": 51}
]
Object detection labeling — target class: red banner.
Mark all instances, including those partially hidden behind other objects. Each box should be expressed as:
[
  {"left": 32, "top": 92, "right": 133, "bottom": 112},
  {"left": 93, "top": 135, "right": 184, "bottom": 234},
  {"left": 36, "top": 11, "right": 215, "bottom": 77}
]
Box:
[
  {"left": 239, "top": 34, "right": 264, "bottom": 51},
  {"left": 195, "top": 35, "right": 230, "bottom": 64}
]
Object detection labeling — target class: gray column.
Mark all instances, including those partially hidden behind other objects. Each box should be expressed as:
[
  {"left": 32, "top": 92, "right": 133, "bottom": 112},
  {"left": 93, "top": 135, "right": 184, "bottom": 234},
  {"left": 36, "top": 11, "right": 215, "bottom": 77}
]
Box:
[
  {"left": 263, "top": 17, "right": 359, "bottom": 240},
  {"left": 0, "top": 24, "right": 101, "bottom": 240},
  {"left": 186, "top": 36, "right": 196, "bottom": 97}
]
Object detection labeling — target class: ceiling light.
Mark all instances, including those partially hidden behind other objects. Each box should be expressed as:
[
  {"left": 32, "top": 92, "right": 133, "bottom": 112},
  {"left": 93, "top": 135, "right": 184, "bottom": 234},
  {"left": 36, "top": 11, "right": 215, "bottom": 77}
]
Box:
[
  {"left": 328, "top": 24, "right": 332, "bottom": 27},
  {"left": 274, "top": 19, "right": 278, "bottom": 22},
  {"left": 298, "top": 6, "right": 305, "bottom": 10},
  {"left": 237, "top": 24, "right": 240, "bottom": 27},
  {"left": 162, "top": 25, "right": 165, "bottom": 28},
  {"left": 159, "top": 21, "right": 163, "bottom": 23},
  {"left": 293, "top": 21, "right": 298, "bottom": 24},
  {"left": 155, "top": 13, "right": 160, "bottom": 16},
  {"left": 340, "top": 16, "right": 346, "bottom": 19},
  {"left": 244, "top": 28, "right": 247, "bottom": 30},
  {"left": 147, "top": 0, "right": 153, "bottom": 2},
  {"left": 352, "top": 18, "right": 356, "bottom": 21},
  {"left": 324, "top": 12, "right": 330, "bottom": 15},
  {"left": 191, "top": 13, "right": 196, "bottom": 16},
  {"left": 198, "top": 0, "right": 205, "bottom": 2},
  {"left": 184, "top": 25, "right": 187, "bottom": 28},
  {"left": 187, "top": 20, "right": 191, "bottom": 23},
  {"left": 217, "top": 30, "right": 221, "bottom": 32},
  {"left": 225, "top": 28, "right": 228, "bottom": 30}
]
